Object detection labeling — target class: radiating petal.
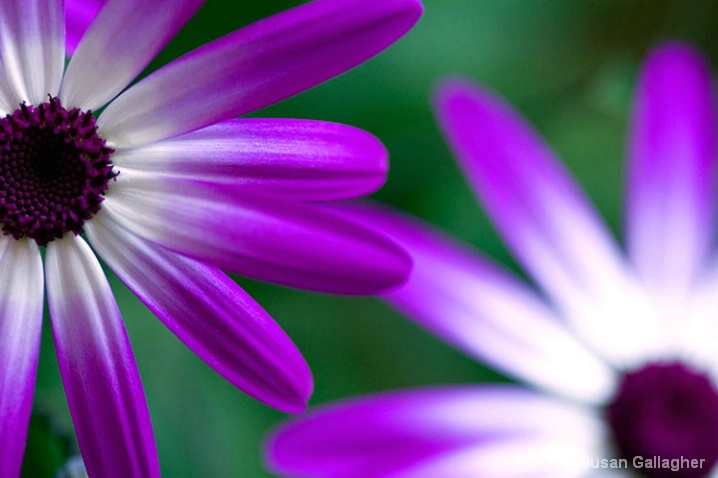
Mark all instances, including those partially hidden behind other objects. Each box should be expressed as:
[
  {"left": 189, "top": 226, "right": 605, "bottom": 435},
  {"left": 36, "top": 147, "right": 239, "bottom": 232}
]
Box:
[
  {"left": 64, "top": 0, "right": 104, "bottom": 55},
  {"left": 334, "top": 204, "right": 615, "bottom": 404},
  {"left": 267, "top": 386, "right": 604, "bottom": 478},
  {"left": 626, "top": 43, "right": 716, "bottom": 303},
  {"left": 99, "top": 172, "right": 411, "bottom": 294},
  {"left": 60, "top": 0, "right": 205, "bottom": 111},
  {"left": 97, "top": 0, "right": 423, "bottom": 147},
  {"left": 0, "top": 237, "right": 43, "bottom": 478},
  {"left": 85, "top": 216, "right": 312, "bottom": 413},
  {"left": 0, "top": 0, "right": 64, "bottom": 107},
  {"left": 434, "top": 78, "right": 666, "bottom": 366},
  {"left": 45, "top": 236, "right": 159, "bottom": 478},
  {"left": 112, "top": 118, "right": 388, "bottom": 201}
]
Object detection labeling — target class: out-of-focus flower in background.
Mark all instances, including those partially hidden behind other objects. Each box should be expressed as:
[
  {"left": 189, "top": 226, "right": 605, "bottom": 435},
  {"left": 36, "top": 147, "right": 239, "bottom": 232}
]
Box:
[
  {"left": 266, "top": 42, "right": 718, "bottom": 478},
  {"left": 0, "top": 0, "right": 422, "bottom": 477}
]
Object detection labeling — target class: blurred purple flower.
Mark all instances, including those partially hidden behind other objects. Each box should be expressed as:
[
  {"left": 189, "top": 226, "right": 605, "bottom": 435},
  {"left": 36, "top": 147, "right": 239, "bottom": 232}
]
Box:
[
  {"left": 267, "top": 43, "right": 718, "bottom": 478},
  {"left": 0, "top": 0, "right": 421, "bottom": 477}
]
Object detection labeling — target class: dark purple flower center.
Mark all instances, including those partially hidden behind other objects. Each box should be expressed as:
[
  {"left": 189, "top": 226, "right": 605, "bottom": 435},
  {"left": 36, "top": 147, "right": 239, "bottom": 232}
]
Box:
[
  {"left": 0, "top": 97, "right": 116, "bottom": 246},
  {"left": 606, "top": 362, "right": 718, "bottom": 478}
]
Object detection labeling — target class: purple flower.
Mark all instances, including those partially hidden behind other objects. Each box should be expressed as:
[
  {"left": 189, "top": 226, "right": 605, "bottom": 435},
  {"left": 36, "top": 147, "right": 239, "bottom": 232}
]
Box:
[
  {"left": 266, "top": 43, "right": 718, "bottom": 478},
  {"left": 0, "top": 0, "right": 421, "bottom": 476}
]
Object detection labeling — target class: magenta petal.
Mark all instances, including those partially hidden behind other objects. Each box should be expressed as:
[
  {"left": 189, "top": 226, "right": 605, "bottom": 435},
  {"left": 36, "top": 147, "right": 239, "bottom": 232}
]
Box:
[
  {"left": 627, "top": 43, "right": 716, "bottom": 298},
  {"left": 266, "top": 386, "right": 601, "bottom": 478},
  {"left": 60, "top": 0, "right": 205, "bottom": 111},
  {"left": 101, "top": 176, "right": 411, "bottom": 294},
  {"left": 113, "top": 118, "right": 388, "bottom": 201},
  {"left": 0, "top": 238, "right": 43, "bottom": 478},
  {"left": 97, "top": 0, "right": 423, "bottom": 147},
  {"left": 45, "top": 236, "right": 159, "bottom": 478},
  {"left": 0, "top": 0, "right": 64, "bottom": 108},
  {"left": 85, "top": 216, "right": 312, "bottom": 413},
  {"left": 64, "top": 0, "right": 104, "bottom": 55}
]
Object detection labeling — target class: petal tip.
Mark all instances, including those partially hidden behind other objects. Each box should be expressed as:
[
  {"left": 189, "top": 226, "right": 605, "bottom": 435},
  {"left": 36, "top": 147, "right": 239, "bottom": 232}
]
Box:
[
  {"left": 406, "top": 0, "right": 425, "bottom": 20},
  {"left": 357, "top": 238, "right": 413, "bottom": 295},
  {"left": 431, "top": 77, "right": 514, "bottom": 155},
  {"left": 431, "top": 76, "right": 499, "bottom": 123},
  {"left": 389, "top": 0, "right": 424, "bottom": 28},
  {"left": 271, "top": 400, "right": 309, "bottom": 415},
  {"left": 260, "top": 351, "right": 314, "bottom": 414},
  {"left": 350, "top": 123, "right": 390, "bottom": 179},
  {"left": 273, "top": 376, "right": 314, "bottom": 415},
  {"left": 433, "top": 76, "right": 476, "bottom": 105},
  {"left": 644, "top": 41, "right": 710, "bottom": 78}
]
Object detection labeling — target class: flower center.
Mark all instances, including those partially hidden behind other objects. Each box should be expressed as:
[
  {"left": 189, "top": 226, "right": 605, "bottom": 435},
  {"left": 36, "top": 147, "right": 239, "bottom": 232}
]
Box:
[
  {"left": 606, "top": 362, "right": 718, "bottom": 478},
  {"left": 0, "top": 97, "right": 116, "bottom": 246}
]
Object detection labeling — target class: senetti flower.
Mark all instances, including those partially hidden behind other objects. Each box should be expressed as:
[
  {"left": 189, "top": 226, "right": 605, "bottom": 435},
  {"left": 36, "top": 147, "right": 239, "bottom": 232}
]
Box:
[
  {"left": 267, "top": 43, "right": 718, "bottom": 478},
  {"left": 0, "top": 0, "right": 420, "bottom": 476}
]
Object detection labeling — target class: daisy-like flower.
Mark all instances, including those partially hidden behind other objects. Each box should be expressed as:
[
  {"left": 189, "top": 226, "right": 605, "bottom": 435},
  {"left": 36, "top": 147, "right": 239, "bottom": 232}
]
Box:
[
  {"left": 0, "top": 0, "right": 420, "bottom": 476},
  {"left": 266, "top": 43, "right": 718, "bottom": 478}
]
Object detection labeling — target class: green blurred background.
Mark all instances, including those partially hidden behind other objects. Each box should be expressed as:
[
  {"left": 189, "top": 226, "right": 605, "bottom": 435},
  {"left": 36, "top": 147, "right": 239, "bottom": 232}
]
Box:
[{"left": 22, "top": 1, "right": 718, "bottom": 476}]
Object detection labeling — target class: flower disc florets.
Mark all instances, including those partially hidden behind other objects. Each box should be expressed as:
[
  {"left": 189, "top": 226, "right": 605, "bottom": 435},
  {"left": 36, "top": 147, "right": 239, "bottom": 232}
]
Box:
[
  {"left": 0, "top": 97, "right": 116, "bottom": 246},
  {"left": 606, "top": 362, "right": 718, "bottom": 478}
]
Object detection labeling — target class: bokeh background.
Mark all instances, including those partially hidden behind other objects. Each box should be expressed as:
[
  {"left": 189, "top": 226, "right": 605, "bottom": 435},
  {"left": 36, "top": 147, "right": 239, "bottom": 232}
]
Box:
[{"left": 22, "top": 1, "right": 718, "bottom": 476}]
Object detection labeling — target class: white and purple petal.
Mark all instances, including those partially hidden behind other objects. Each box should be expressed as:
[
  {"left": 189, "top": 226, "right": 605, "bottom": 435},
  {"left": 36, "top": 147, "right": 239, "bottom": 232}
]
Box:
[
  {"left": 267, "top": 386, "right": 605, "bottom": 478},
  {"left": 434, "top": 78, "right": 666, "bottom": 365},
  {"left": 45, "top": 235, "right": 159, "bottom": 478},
  {"left": 626, "top": 42, "right": 716, "bottom": 304},
  {"left": 60, "top": 0, "right": 205, "bottom": 111},
  {"left": 97, "top": 0, "right": 423, "bottom": 147},
  {"left": 85, "top": 215, "right": 313, "bottom": 413},
  {"left": 0, "top": 237, "right": 43, "bottom": 478},
  {"left": 112, "top": 118, "right": 388, "bottom": 201},
  {"left": 100, "top": 172, "right": 411, "bottom": 295},
  {"left": 337, "top": 203, "right": 615, "bottom": 404},
  {"left": 0, "top": 0, "right": 64, "bottom": 107}
]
